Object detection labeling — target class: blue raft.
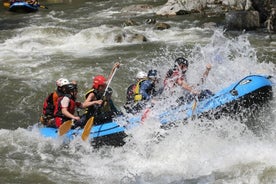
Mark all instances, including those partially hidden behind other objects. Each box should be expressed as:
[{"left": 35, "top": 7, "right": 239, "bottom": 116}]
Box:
[
  {"left": 159, "top": 75, "right": 273, "bottom": 124},
  {"left": 38, "top": 121, "right": 127, "bottom": 148},
  {"left": 37, "top": 74, "right": 273, "bottom": 146},
  {"left": 9, "top": 2, "right": 39, "bottom": 13}
]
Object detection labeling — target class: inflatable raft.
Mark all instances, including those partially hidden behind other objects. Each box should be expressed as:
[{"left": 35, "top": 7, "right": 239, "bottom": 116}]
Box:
[
  {"left": 36, "top": 74, "right": 273, "bottom": 146},
  {"left": 9, "top": 2, "right": 39, "bottom": 13},
  {"left": 159, "top": 75, "right": 273, "bottom": 124},
  {"left": 37, "top": 121, "right": 127, "bottom": 148}
]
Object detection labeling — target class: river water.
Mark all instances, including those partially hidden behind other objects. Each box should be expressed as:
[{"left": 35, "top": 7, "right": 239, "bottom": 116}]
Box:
[{"left": 0, "top": 0, "right": 276, "bottom": 183}]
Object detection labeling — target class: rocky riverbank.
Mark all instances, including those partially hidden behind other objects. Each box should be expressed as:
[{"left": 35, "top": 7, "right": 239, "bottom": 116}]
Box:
[
  {"left": 121, "top": 0, "right": 275, "bottom": 38},
  {"left": 156, "top": 0, "right": 276, "bottom": 33}
]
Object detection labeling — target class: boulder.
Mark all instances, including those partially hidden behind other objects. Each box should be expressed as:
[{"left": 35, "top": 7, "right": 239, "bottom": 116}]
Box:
[
  {"left": 114, "top": 33, "right": 147, "bottom": 43},
  {"left": 156, "top": 0, "right": 207, "bottom": 16},
  {"left": 154, "top": 22, "right": 171, "bottom": 30},
  {"left": 225, "top": 10, "right": 260, "bottom": 30},
  {"left": 121, "top": 4, "right": 154, "bottom": 13}
]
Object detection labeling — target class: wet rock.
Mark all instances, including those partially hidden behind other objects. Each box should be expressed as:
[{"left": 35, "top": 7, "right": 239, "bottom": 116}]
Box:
[
  {"left": 122, "top": 19, "right": 138, "bottom": 27},
  {"left": 114, "top": 33, "right": 147, "bottom": 43},
  {"left": 222, "top": 0, "right": 252, "bottom": 10},
  {"left": 225, "top": 10, "right": 260, "bottom": 30},
  {"left": 251, "top": 0, "right": 276, "bottom": 33},
  {"left": 121, "top": 4, "right": 154, "bottom": 13},
  {"left": 264, "top": 7, "right": 276, "bottom": 34},
  {"left": 156, "top": 0, "right": 206, "bottom": 16},
  {"left": 155, "top": 0, "right": 276, "bottom": 33},
  {"left": 154, "top": 22, "right": 171, "bottom": 30},
  {"left": 129, "top": 34, "right": 148, "bottom": 42},
  {"left": 114, "top": 34, "right": 124, "bottom": 43}
]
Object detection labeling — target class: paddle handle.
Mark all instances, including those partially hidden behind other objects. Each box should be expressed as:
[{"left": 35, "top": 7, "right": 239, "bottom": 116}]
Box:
[{"left": 103, "top": 64, "right": 119, "bottom": 97}]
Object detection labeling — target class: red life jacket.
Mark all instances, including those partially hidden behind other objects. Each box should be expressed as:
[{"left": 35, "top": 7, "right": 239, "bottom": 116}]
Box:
[
  {"left": 42, "top": 91, "right": 59, "bottom": 117},
  {"left": 54, "top": 95, "right": 76, "bottom": 127},
  {"left": 164, "top": 70, "right": 184, "bottom": 89}
]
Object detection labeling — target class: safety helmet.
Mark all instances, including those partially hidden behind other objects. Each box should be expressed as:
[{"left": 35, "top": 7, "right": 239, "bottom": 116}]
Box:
[
  {"left": 136, "top": 71, "right": 147, "bottom": 79},
  {"left": 64, "top": 83, "right": 77, "bottom": 94},
  {"left": 175, "top": 57, "right": 189, "bottom": 67},
  {"left": 56, "top": 78, "right": 70, "bottom": 87},
  {"left": 93, "top": 75, "right": 107, "bottom": 89},
  {"left": 147, "top": 69, "right": 157, "bottom": 79},
  {"left": 106, "top": 87, "right": 113, "bottom": 96}
]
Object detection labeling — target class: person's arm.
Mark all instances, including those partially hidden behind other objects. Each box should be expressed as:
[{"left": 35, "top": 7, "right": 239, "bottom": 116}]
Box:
[
  {"left": 82, "top": 92, "right": 103, "bottom": 108},
  {"left": 201, "top": 64, "right": 211, "bottom": 84},
  {"left": 60, "top": 97, "right": 80, "bottom": 121},
  {"left": 62, "top": 108, "right": 80, "bottom": 121},
  {"left": 107, "top": 62, "right": 120, "bottom": 82},
  {"left": 178, "top": 78, "right": 199, "bottom": 95}
]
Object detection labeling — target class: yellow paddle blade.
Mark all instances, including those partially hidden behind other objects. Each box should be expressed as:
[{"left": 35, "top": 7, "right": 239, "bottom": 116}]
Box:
[
  {"left": 58, "top": 120, "right": 72, "bottom": 136},
  {"left": 191, "top": 99, "right": 197, "bottom": 120},
  {"left": 192, "top": 100, "right": 197, "bottom": 111},
  {"left": 3, "top": 2, "right": 10, "bottom": 8},
  {"left": 39, "top": 5, "right": 48, "bottom": 9},
  {"left": 81, "top": 117, "right": 94, "bottom": 141}
]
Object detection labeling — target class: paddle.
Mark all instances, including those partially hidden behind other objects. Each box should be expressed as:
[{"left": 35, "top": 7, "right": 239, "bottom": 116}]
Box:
[
  {"left": 80, "top": 63, "right": 119, "bottom": 141},
  {"left": 38, "top": 5, "right": 48, "bottom": 9},
  {"left": 191, "top": 96, "right": 198, "bottom": 120},
  {"left": 81, "top": 117, "right": 94, "bottom": 141},
  {"left": 141, "top": 108, "right": 150, "bottom": 123},
  {"left": 3, "top": 2, "right": 10, "bottom": 8},
  {"left": 191, "top": 64, "right": 211, "bottom": 120},
  {"left": 58, "top": 120, "right": 73, "bottom": 136}
]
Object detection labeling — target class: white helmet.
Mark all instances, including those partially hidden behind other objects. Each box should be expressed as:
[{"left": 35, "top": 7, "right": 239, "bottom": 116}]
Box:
[
  {"left": 56, "top": 78, "right": 70, "bottom": 87},
  {"left": 136, "top": 71, "right": 147, "bottom": 79}
]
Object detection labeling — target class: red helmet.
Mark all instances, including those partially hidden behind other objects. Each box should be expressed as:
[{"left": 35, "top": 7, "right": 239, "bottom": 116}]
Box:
[{"left": 93, "top": 75, "right": 106, "bottom": 89}]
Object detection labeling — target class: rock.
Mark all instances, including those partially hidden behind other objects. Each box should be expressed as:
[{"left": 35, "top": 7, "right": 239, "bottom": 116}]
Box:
[
  {"left": 122, "top": 19, "right": 138, "bottom": 27},
  {"left": 225, "top": 10, "right": 260, "bottom": 30},
  {"left": 156, "top": 0, "right": 206, "bottom": 16},
  {"left": 121, "top": 4, "right": 154, "bottom": 13},
  {"left": 129, "top": 34, "right": 147, "bottom": 42},
  {"left": 154, "top": 22, "right": 171, "bottom": 30},
  {"left": 251, "top": 0, "right": 276, "bottom": 24},
  {"left": 114, "top": 33, "right": 147, "bottom": 43}
]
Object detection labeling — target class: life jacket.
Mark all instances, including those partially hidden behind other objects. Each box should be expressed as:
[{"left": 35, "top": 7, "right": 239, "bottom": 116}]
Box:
[
  {"left": 164, "top": 69, "right": 186, "bottom": 90},
  {"left": 85, "top": 88, "right": 119, "bottom": 125},
  {"left": 133, "top": 79, "right": 146, "bottom": 102},
  {"left": 84, "top": 88, "right": 101, "bottom": 117},
  {"left": 126, "top": 84, "right": 135, "bottom": 102},
  {"left": 54, "top": 94, "right": 76, "bottom": 127},
  {"left": 42, "top": 91, "right": 59, "bottom": 117}
]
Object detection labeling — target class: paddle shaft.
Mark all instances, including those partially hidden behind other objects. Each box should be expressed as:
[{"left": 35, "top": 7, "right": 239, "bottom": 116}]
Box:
[
  {"left": 102, "top": 66, "right": 118, "bottom": 97},
  {"left": 191, "top": 66, "right": 211, "bottom": 119}
]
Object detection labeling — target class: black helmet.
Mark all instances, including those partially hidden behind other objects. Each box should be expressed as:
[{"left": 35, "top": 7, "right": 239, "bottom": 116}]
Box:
[
  {"left": 65, "top": 83, "right": 77, "bottom": 94},
  {"left": 106, "top": 87, "right": 113, "bottom": 96},
  {"left": 175, "top": 57, "right": 189, "bottom": 67},
  {"left": 147, "top": 69, "right": 157, "bottom": 79}
]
